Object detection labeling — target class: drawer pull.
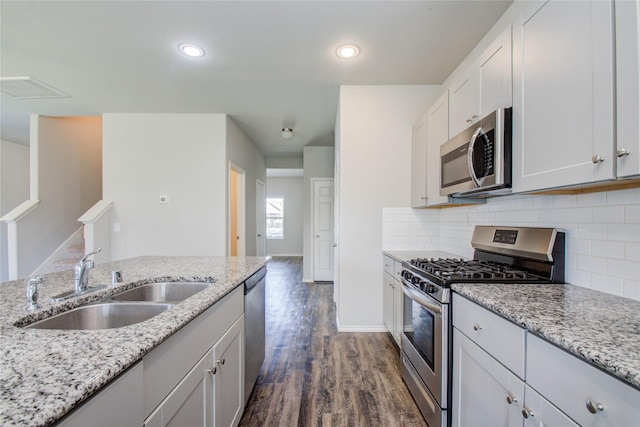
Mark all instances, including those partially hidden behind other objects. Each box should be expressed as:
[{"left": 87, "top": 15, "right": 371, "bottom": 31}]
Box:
[
  {"left": 217, "top": 358, "right": 226, "bottom": 366},
  {"left": 506, "top": 392, "right": 518, "bottom": 405},
  {"left": 586, "top": 399, "right": 604, "bottom": 414},
  {"left": 473, "top": 323, "right": 483, "bottom": 331},
  {"left": 208, "top": 367, "right": 217, "bottom": 375},
  {"left": 521, "top": 407, "right": 534, "bottom": 419}
]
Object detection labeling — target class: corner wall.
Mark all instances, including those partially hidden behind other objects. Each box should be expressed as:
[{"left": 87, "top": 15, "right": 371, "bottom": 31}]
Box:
[{"left": 335, "top": 85, "right": 441, "bottom": 331}]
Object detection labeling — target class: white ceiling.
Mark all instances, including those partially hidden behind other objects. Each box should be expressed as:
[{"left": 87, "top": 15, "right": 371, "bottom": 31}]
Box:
[{"left": 0, "top": 0, "right": 512, "bottom": 157}]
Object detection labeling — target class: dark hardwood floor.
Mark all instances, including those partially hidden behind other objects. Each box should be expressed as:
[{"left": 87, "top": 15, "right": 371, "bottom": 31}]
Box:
[{"left": 239, "top": 256, "right": 427, "bottom": 427}]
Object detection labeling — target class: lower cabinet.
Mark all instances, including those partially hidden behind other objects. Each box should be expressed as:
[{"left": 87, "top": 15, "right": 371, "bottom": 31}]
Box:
[
  {"left": 382, "top": 255, "right": 403, "bottom": 346},
  {"left": 145, "top": 316, "right": 244, "bottom": 427},
  {"left": 522, "top": 384, "right": 578, "bottom": 427},
  {"left": 452, "top": 329, "right": 524, "bottom": 427}
]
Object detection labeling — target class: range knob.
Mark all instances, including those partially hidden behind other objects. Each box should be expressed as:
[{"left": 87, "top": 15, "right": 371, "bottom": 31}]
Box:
[{"left": 426, "top": 284, "right": 436, "bottom": 293}]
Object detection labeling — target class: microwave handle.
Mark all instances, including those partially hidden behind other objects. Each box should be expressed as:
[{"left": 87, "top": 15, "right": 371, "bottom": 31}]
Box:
[{"left": 468, "top": 126, "right": 483, "bottom": 187}]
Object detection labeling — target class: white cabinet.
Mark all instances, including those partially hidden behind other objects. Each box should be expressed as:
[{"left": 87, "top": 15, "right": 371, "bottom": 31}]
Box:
[
  {"left": 145, "top": 355, "right": 208, "bottom": 427},
  {"left": 425, "top": 92, "right": 450, "bottom": 207},
  {"left": 527, "top": 334, "right": 640, "bottom": 427},
  {"left": 411, "top": 114, "right": 429, "bottom": 207},
  {"left": 616, "top": 0, "right": 640, "bottom": 178},
  {"left": 209, "top": 316, "right": 244, "bottom": 427},
  {"left": 382, "top": 255, "right": 403, "bottom": 346},
  {"left": 449, "top": 26, "right": 512, "bottom": 137},
  {"left": 512, "top": 0, "right": 616, "bottom": 192},
  {"left": 452, "top": 329, "right": 524, "bottom": 427},
  {"left": 522, "top": 385, "right": 578, "bottom": 427}
]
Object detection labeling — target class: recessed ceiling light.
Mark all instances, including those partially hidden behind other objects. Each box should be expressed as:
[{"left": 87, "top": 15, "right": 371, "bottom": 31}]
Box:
[
  {"left": 178, "top": 43, "right": 205, "bottom": 58},
  {"left": 336, "top": 44, "right": 360, "bottom": 59}
]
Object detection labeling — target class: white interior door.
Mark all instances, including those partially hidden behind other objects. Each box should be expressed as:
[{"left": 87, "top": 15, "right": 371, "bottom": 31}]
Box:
[
  {"left": 313, "top": 178, "right": 334, "bottom": 282},
  {"left": 256, "top": 179, "right": 266, "bottom": 256}
]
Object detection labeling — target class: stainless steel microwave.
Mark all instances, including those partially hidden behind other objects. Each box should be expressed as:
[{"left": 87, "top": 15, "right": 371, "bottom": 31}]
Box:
[{"left": 440, "top": 108, "right": 512, "bottom": 197}]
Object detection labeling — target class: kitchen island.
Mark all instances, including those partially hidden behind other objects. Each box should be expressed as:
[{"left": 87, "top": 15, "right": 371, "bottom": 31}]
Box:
[{"left": 0, "top": 256, "right": 269, "bottom": 427}]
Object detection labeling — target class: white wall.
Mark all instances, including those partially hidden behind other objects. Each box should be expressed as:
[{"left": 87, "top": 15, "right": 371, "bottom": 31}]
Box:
[
  {"left": 335, "top": 85, "right": 441, "bottom": 331},
  {"left": 383, "top": 187, "right": 640, "bottom": 302},
  {"left": 266, "top": 177, "right": 303, "bottom": 256},
  {"left": 303, "top": 146, "right": 335, "bottom": 281},
  {"left": 0, "top": 140, "right": 30, "bottom": 282},
  {"left": 226, "top": 116, "right": 267, "bottom": 256},
  {"left": 103, "top": 114, "right": 227, "bottom": 260}
]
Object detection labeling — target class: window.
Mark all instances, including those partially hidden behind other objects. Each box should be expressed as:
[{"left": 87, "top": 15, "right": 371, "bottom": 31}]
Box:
[{"left": 266, "top": 198, "right": 284, "bottom": 239}]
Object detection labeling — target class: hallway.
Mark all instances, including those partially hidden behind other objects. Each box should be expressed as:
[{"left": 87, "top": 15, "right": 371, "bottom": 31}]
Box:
[{"left": 239, "top": 256, "right": 427, "bottom": 427}]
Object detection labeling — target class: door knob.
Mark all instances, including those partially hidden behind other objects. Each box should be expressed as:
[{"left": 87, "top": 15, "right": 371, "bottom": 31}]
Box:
[
  {"left": 257, "top": 234, "right": 262, "bottom": 237},
  {"left": 332, "top": 243, "right": 337, "bottom": 247},
  {"left": 315, "top": 235, "right": 320, "bottom": 238}
]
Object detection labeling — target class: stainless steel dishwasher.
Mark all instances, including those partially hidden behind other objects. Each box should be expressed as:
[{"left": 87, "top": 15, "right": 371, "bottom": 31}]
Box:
[{"left": 244, "top": 266, "right": 266, "bottom": 402}]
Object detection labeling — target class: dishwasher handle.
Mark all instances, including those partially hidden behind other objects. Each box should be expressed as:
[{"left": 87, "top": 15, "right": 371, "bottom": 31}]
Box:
[{"left": 245, "top": 266, "right": 267, "bottom": 294}]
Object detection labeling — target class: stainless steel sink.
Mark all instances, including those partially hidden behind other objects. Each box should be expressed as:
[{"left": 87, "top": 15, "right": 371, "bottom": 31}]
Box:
[
  {"left": 109, "top": 282, "right": 211, "bottom": 303},
  {"left": 25, "top": 302, "right": 173, "bottom": 330}
]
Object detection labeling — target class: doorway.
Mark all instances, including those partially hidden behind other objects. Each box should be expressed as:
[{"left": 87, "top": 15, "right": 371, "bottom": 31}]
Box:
[
  {"left": 256, "top": 179, "right": 266, "bottom": 256},
  {"left": 229, "top": 163, "right": 246, "bottom": 256},
  {"left": 311, "top": 178, "right": 334, "bottom": 281}
]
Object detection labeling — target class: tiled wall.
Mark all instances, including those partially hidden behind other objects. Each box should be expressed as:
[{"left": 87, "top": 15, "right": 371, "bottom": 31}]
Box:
[{"left": 383, "top": 187, "right": 640, "bottom": 301}]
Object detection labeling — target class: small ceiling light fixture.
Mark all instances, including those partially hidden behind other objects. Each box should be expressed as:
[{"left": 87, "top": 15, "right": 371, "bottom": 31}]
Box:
[
  {"left": 336, "top": 44, "right": 360, "bottom": 59},
  {"left": 178, "top": 43, "right": 205, "bottom": 58},
  {"left": 281, "top": 128, "right": 294, "bottom": 139}
]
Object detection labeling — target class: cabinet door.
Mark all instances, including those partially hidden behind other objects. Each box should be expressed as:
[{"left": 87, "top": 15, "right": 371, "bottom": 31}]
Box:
[
  {"left": 478, "top": 25, "right": 512, "bottom": 117},
  {"left": 522, "top": 385, "right": 578, "bottom": 427},
  {"left": 392, "top": 277, "right": 403, "bottom": 347},
  {"left": 383, "top": 272, "right": 395, "bottom": 335},
  {"left": 616, "top": 0, "right": 640, "bottom": 177},
  {"left": 452, "top": 329, "right": 524, "bottom": 427},
  {"left": 512, "top": 0, "right": 615, "bottom": 192},
  {"left": 426, "top": 92, "right": 450, "bottom": 206},
  {"left": 411, "top": 114, "right": 428, "bottom": 208},
  {"left": 209, "top": 316, "right": 244, "bottom": 427},
  {"left": 449, "top": 71, "right": 478, "bottom": 137},
  {"left": 144, "top": 354, "right": 207, "bottom": 427}
]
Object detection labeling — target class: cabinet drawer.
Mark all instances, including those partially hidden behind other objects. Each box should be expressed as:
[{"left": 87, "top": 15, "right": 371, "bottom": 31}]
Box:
[
  {"left": 383, "top": 255, "right": 394, "bottom": 276},
  {"left": 527, "top": 334, "right": 640, "bottom": 427},
  {"left": 452, "top": 294, "right": 525, "bottom": 378}
]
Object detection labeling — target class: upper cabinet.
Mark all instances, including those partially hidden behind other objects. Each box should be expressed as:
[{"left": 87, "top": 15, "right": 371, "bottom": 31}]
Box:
[
  {"left": 425, "top": 92, "right": 450, "bottom": 207},
  {"left": 512, "top": 0, "right": 616, "bottom": 192},
  {"left": 449, "top": 26, "right": 513, "bottom": 137},
  {"left": 616, "top": 0, "right": 640, "bottom": 178},
  {"left": 410, "top": 114, "right": 428, "bottom": 208}
]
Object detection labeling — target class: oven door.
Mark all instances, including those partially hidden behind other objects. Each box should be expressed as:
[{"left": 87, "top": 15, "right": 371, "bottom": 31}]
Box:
[{"left": 400, "top": 281, "right": 448, "bottom": 409}]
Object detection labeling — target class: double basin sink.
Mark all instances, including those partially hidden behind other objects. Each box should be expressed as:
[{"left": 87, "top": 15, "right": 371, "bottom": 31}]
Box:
[{"left": 25, "top": 282, "right": 211, "bottom": 330}]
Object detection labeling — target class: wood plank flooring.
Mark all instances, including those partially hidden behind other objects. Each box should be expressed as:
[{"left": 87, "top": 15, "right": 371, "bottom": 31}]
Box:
[{"left": 239, "top": 256, "right": 427, "bottom": 427}]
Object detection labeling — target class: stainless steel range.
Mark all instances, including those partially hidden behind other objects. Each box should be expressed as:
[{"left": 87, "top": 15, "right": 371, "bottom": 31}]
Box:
[{"left": 399, "top": 225, "right": 565, "bottom": 427}]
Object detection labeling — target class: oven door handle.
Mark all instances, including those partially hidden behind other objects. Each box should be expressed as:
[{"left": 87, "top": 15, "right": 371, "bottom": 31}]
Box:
[{"left": 401, "top": 282, "right": 442, "bottom": 315}]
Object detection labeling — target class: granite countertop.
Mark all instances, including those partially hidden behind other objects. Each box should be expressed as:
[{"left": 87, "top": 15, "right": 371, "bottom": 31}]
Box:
[
  {"left": 452, "top": 283, "right": 640, "bottom": 390},
  {"left": 0, "top": 256, "right": 269, "bottom": 427}
]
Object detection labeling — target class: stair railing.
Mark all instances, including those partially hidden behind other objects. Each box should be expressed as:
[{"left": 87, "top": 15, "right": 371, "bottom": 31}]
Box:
[{"left": 78, "top": 200, "right": 113, "bottom": 265}]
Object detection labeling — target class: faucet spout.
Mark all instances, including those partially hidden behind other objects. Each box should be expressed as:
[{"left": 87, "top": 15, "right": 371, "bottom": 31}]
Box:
[{"left": 74, "top": 248, "right": 101, "bottom": 293}]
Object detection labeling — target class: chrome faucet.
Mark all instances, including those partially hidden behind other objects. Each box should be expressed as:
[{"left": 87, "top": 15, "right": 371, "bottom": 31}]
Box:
[
  {"left": 75, "top": 248, "right": 101, "bottom": 293},
  {"left": 25, "top": 275, "right": 44, "bottom": 311}
]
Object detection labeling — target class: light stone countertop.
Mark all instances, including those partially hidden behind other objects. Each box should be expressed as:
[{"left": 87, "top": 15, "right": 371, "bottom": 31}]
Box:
[
  {"left": 0, "top": 256, "right": 269, "bottom": 427},
  {"left": 452, "top": 283, "right": 640, "bottom": 391}
]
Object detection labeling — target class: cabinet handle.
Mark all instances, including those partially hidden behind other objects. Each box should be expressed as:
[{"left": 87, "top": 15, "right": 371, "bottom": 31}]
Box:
[
  {"left": 506, "top": 392, "right": 518, "bottom": 405},
  {"left": 591, "top": 155, "right": 605, "bottom": 164},
  {"left": 466, "top": 118, "right": 473, "bottom": 123},
  {"left": 421, "top": 196, "right": 428, "bottom": 200},
  {"left": 208, "top": 367, "right": 217, "bottom": 375},
  {"left": 473, "top": 323, "right": 483, "bottom": 331},
  {"left": 586, "top": 399, "right": 604, "bottom": 414},
  {"left": 616, "top": 148, "right": 631, "bottom": 158},
  {"left": 521, "top": 407, "right": 534, "bottom": 419},
  {"left": 471, "top": 114, "right": 478, "bottom": 120},
  {"left": 217, "top": 358, "right": 226, "bottom": 366}
]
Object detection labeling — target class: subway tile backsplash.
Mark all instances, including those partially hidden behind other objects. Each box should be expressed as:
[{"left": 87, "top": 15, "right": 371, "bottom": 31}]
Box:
[{"left": 382, "top": 187, "right": 640, "bottom": 301}]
